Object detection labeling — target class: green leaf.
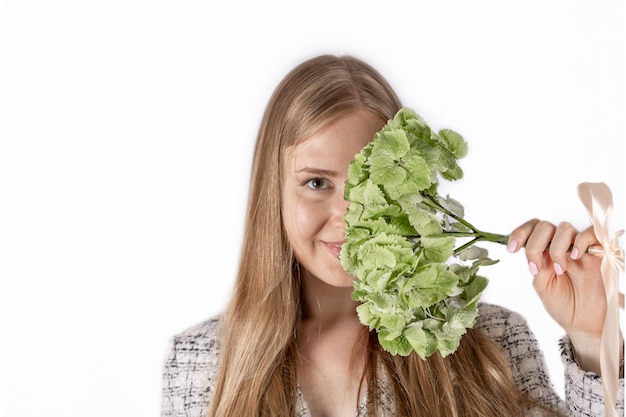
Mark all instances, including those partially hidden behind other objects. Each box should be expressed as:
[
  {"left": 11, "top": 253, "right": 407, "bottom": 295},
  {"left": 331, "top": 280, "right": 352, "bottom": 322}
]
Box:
[
  {"left": 342, "top": 106, "right": 506, "bottom": 359},
  {"left": 374, "top": 128, "right": 411, "bottom": 158},
  {"left": 458, "top": 246, "right": 489, "bottom": 261},
  {"left": 438, "top": 194, "right": 465, "bottom": 218},
  {"left": 404, "top": 324, "right": 437, "bottom": 359},
  {"left": 378, "top": 331, "right": 413, "bottom": 356},
  {"left": 397, "top": 198, "right": 442, "bottom": 236},
  {"left": 462, "top": 275, "right": 489, "bottom": 307},
  {"left": 438, "top": 129, "right": 468, "bottom": 159},
  {"left": 368, "top": 153, "right": 406, "bottom": 186},
  {"left": 421, "top": 236, "right": 455, "bottom": 262},
  {"left": 401, "top": 155, "right": 432, "bottom": 190},
  {"left": 346, "top": 152, "right": 369, "bottom": 187},
  {"left": 382, "top": 178, "right": 423, "bottom": 202},
  {"left": 349, "top": 180, "right": 387, "bottom": 210}
]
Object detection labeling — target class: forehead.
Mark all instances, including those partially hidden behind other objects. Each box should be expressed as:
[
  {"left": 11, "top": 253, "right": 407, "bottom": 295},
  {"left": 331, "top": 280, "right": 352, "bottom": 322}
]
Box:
[{"left": 284, "top": 110, "right": 385, "bottom": 171}]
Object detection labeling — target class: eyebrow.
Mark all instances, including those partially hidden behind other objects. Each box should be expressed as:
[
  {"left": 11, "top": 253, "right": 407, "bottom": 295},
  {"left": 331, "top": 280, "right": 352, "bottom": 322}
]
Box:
[{"left": 295, "top": 167, "right": 339, "bottom": 177}]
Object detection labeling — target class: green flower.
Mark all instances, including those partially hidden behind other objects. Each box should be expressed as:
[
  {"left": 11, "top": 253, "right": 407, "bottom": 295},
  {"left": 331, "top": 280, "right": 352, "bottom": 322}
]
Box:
[{"left": 340, "top": 108, "right": 507, "bottom": 358}]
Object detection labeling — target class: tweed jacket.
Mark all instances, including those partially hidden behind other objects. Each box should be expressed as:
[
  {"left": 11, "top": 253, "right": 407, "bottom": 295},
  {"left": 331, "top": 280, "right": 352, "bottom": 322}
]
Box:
[{"left": 161, "top": 303, "right": 624, "bottom": 416}]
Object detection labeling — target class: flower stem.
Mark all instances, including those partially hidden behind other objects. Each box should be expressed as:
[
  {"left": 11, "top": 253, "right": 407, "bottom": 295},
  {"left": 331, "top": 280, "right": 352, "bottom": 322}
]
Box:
[
  {"left": 420, "top": 196, "right": 586, "bottom": 255},
  {"left": 421, "top": 195, "right": 509, "bottom": 253},
  {"left": 423, "top": 196, "right": 477, "bottom": 232}
]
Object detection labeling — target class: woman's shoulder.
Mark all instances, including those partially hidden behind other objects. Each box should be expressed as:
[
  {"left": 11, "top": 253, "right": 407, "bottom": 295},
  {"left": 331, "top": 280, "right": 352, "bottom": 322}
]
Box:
[
  {"left": 476, "top": 301, "right": 526, "bottom": 322},
  {"left": 475, "top": 305, "right": 567, "bottom": 411},
  {"left": 475, "top": 302, "right": 534, "bottom": 345},
  {"left": 169, "top": 315, "right": 221, "bottom": 352},
  {"left": 162, "top": 316, "right": 222, "bottom": 416},
  {"left": 166, "top": 315, "right": 222, "bottom": 373},
  {"left": 475, "top": 302, "right": 552, "bottom": 385},
  {"left": 172, "top": 316, "right": 221, "bottom": 339}
]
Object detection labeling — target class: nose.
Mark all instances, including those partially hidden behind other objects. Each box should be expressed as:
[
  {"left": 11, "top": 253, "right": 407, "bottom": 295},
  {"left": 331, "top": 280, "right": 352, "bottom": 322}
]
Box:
[{"left": 330, "top": 185, "right": 350, "bottom": 227}]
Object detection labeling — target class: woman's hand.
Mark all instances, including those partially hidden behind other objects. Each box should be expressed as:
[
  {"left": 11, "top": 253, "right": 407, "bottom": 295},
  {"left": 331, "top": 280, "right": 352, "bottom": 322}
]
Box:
[{"left": 507, "top": 219, "right": 618, "bottom": 374}]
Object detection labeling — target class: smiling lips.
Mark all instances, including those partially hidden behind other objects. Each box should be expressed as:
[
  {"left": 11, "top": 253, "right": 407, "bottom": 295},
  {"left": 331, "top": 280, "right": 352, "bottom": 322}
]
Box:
[{"left": 323, "top": 241, "right": 344, "bottom": 258}]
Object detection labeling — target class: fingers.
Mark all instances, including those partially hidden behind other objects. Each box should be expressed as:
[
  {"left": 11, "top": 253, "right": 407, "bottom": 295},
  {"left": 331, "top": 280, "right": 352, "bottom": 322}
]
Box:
[
  {"left": 546, "top": 222, "right": 579, "bottom": 275},
  {"left": 528, "top": 221, "right": 561, "bottom": 277},
  {"left": 508, "top": 219, "right": 599, "bottom": 276},
  {"left": 506, "top": 218, "right": 540, "bottom": 254},
  {"left": 570, "top": 227, "right": 600, "bottom": 260}
]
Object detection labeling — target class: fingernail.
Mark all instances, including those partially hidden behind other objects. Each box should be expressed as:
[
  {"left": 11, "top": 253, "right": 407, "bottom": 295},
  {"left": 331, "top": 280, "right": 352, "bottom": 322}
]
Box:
[
  {"left": 506, "top": 239, "right": 518, "bottom": 253},
  {"left": 570, "top": 247, "right": 579, "bottom": 259},
  {"left": 554, "top": 263, "right": 564, "bottom": 275},
  {"left": 528, "top": 261, "right": 539, "bottom": 275}
]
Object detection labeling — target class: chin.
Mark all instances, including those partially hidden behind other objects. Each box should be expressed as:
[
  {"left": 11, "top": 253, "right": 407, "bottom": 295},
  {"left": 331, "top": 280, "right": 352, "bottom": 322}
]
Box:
[
  {"left": 326, "top": 272, "right": 357, "bottom": 289},
  {"left": 302, "top": 261, "right": 357, "bottom": 289}
]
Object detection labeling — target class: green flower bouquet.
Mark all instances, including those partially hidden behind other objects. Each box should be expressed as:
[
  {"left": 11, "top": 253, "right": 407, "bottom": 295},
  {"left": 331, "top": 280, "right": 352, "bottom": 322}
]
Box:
[{"left": 340, "top": 108, "right": 509, "bottom": 359}]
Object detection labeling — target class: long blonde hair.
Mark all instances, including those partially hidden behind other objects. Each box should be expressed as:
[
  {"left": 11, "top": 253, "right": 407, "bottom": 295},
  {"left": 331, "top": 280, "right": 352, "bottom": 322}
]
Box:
[{"left": 209, "top": 55, "right": 557, "bottom": 417}]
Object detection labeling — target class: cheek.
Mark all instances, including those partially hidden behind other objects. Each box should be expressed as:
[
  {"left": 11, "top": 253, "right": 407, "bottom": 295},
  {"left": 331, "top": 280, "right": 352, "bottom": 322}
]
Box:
[
  {"left": 296, "top": 203, "right": 325, "bottom": 237},
  {"left": 283, "top": 197, "right": 327, "bottom": 242}
]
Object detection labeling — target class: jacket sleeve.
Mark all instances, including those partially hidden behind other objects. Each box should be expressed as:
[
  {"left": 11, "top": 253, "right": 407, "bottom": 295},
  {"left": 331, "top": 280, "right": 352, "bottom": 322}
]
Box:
[
  {"left": 478, "top": 303, "right": 623, "bottom": 417},
  {"left": 488, "top": 304, "right": 568, "bottom": 414},
  {"left": 560, "top": 336, "right": 624, "bottom": 417},
  {"left": 160, "top": 318, "right": 221, "bottom": 417},
  {"left": 161, "top": 337, "right": 185, "bottom": 417}
]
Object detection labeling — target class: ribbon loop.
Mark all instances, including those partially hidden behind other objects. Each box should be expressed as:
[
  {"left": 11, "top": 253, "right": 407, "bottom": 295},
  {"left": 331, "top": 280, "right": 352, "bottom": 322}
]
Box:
[
  {"left": 577, "top": 182, "right": 623, "bottom": 417},
  {"left": 578, "top": 183, "right": 625, "bottom": 271}
]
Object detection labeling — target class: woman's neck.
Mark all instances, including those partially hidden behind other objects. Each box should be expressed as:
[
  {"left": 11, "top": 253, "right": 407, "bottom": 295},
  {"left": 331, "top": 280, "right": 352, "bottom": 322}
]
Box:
[
  {"left": 300, "top": 270, "right": 361, "bottom": 330},
  {"left": 296, "top": 270, "right": 368, "bottom": 416}
]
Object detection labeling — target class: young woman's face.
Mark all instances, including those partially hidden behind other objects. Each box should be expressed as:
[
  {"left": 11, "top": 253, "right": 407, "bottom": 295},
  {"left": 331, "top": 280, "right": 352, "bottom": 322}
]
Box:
[{"left": 282, "top": 110, "right": 386, "bottom": 287}]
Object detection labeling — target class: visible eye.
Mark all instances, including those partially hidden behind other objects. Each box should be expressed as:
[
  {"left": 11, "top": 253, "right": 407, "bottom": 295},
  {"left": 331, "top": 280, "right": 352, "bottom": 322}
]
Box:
[{"left": 304, "top": 177, "right": 330, "bottom": 190}]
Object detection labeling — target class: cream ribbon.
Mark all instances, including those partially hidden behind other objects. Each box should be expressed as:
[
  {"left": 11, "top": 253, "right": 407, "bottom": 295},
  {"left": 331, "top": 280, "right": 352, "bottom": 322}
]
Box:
[{"left": 577, "top": 182, "right": 624, "bottom": 417}]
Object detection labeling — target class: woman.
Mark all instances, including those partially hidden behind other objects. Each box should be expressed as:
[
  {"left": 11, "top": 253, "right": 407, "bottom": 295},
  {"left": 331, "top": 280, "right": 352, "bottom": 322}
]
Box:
[{"left": 161, "top": 55, "right": 624, "bottom": 416}]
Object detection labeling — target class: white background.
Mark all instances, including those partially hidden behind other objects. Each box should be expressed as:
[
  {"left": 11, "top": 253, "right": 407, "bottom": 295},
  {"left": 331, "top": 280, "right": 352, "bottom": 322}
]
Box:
[{"left": 2, "top": 1, "right": 624, "bottom": 416}]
